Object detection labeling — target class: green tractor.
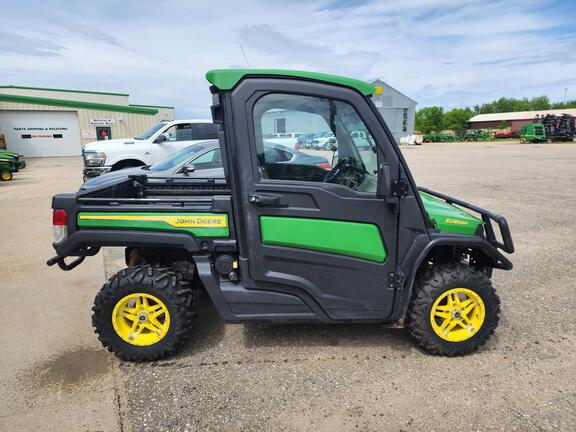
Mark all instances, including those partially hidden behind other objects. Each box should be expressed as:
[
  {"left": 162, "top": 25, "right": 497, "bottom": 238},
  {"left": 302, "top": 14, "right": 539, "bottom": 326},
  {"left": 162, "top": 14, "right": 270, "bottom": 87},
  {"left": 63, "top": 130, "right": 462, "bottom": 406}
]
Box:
[
  {"left": 520, "top": 123, "right": 546, "bottom": 143},
  {"left": 0, "top": 155, "right": 18, "bottom": 181},
  {"left": 0, "top": 149, "right": 26, "bottom": 169},
  {"left": 47, "top": 69, "right": 514, "bottom": 360}
]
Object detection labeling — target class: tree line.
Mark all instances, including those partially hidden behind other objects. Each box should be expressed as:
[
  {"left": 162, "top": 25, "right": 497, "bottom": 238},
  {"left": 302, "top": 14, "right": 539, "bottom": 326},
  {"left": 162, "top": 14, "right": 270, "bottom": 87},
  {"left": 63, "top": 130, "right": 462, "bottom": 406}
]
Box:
[{"left": 415, "top": 96, "right": 576, "bottom": 134}]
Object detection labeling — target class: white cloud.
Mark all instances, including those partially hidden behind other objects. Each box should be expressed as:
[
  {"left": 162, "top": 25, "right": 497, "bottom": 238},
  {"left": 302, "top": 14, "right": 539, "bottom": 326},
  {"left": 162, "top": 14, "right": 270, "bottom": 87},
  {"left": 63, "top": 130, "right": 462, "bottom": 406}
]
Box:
[{"left": 0, "top": 0, "right": 574, "bottom": 116}]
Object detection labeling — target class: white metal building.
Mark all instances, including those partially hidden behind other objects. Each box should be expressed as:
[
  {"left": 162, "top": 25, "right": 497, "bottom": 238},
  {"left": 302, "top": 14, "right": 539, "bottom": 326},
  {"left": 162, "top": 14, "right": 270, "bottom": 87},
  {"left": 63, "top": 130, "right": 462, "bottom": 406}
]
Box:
[
  {"left": 258, "top": 80, "right": 417, "bottom": 145},
  {"left": 370, "top": 79, "right": 417, "bottom": 143},
  {"left": 0, "top": 86, "right": 175, "bottom": 157}
]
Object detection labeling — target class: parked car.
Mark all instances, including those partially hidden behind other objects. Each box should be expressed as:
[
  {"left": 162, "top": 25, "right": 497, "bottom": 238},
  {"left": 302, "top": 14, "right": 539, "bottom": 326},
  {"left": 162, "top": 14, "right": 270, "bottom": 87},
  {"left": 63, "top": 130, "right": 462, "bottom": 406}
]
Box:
[
  {"left": 351, "top": 130, "right": 372, "bottom": 150},
  {"left": 82, "top": 119, "right": 218, "bottom": 180},
  {"left": 81, "top": 140, "right": 331, "bottom": 190},
  {"left": 295, "top": 134, "right": 317, "bottom": 150},
  {"left": 312, "top": 132, "right": 335, "bottom": 150},
  {"left": 263, "top": 132, "right": 303, "bottom": 149}
]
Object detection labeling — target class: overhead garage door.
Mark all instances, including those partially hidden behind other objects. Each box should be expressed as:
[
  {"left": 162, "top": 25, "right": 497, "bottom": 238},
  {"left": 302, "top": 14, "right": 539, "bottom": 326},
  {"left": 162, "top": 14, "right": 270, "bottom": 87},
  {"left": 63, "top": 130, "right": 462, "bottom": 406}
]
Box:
[{"left": 0, "top": 111, "right": 81, "bottom": 157}]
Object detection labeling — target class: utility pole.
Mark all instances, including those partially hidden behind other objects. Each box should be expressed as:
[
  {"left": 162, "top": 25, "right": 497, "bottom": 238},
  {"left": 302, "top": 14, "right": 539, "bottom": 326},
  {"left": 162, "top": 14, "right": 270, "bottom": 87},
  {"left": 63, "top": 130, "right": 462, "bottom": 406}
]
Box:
[
  {"left": 565, "top": 87, "right": 568, "bottom": 105},
  {"left": 238, "top": 42, "right": 251, "bottom": 68}
]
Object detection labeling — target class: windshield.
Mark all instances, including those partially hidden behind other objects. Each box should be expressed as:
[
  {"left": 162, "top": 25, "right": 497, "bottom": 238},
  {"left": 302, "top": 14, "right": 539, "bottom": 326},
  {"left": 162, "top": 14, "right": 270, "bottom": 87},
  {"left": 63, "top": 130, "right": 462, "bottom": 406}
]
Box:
[
  {"left": 134, "top": 123, "right": 167, "bottom": 140},
  {"left": 150, "top": 144, "right": 210, "bottom": 171}
]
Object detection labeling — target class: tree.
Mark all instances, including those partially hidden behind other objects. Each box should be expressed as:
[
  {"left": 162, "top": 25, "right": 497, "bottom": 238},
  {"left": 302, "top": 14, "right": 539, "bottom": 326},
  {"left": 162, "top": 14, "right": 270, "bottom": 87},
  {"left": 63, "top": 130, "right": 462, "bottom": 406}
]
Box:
[
  {"left": 415, "top": 106, "right": 444, "bottom": 134},
  {"left": 551, "top": 99, "right": 576, "bottom": 109},
  {"left": 529, "top": 96, "right": 551, "bottom": 110},
  {"left": 443, "top": 108, "right": 474, "bottom": 134},
  {"left": 497, "top": 120, "right": 509, "bottom": 130},
  {"left": 473, "top": 95, "right": 551, "bottom": 114}
]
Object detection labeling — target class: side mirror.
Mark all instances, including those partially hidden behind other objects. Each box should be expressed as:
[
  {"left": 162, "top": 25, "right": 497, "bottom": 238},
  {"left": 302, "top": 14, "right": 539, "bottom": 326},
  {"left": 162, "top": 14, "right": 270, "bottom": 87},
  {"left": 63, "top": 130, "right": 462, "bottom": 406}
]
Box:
[
  {"left": 181, "top": 164, "right": 195, "bottom": 175},
  {"left": 154, "top": 134, "right": 167, "bottom": 143},
  {"left": 377, "top": 163, "right": 391, "bottom": 198}
]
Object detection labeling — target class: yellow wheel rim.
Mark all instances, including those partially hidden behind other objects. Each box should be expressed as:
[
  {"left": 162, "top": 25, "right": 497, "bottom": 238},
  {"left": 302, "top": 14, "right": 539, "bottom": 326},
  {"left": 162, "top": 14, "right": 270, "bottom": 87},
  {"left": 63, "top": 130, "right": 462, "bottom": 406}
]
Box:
[
  {"left": 1, "top": 172, "right": 12, "bottom": 181},
  {"left": 112, "top": 293, "right": 170, "bottom": 346},
  {"left": 430, "top": 288, "right": 485, "bottom": 342}
]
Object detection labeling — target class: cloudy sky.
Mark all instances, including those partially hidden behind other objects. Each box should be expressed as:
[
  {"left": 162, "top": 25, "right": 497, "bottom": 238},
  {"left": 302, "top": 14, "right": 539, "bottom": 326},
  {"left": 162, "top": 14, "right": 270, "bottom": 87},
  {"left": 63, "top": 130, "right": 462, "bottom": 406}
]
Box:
[{"left": 1, "top": 0, "right": 575, "bottom": 117}]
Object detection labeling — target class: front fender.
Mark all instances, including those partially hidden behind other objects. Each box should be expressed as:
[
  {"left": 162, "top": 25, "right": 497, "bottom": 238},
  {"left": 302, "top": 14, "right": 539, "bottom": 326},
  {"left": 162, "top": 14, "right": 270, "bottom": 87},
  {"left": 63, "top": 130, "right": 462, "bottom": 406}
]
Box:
[{"left": 394, "top": 232, "right": 513, "bottom": 320}]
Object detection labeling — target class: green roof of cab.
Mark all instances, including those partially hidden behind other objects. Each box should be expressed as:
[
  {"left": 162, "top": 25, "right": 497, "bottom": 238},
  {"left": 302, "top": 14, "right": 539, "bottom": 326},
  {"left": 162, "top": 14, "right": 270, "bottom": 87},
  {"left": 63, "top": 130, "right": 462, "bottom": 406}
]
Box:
[{"left": 206, "top": 69, "right": 375, "bottom": 96}]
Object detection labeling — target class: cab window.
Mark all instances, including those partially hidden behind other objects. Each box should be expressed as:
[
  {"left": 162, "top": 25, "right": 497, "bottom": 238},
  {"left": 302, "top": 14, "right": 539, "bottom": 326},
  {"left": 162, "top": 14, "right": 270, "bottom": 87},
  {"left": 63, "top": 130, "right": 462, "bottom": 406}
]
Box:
[
  {"left": 188, "top": 149, "right": 222, "bottom": 170},
  {"left": 253, "top": 93, "right": 378, "bottom": 193},
  {"left": 162, "top": 123, "right": 193, "bottom": 141}
]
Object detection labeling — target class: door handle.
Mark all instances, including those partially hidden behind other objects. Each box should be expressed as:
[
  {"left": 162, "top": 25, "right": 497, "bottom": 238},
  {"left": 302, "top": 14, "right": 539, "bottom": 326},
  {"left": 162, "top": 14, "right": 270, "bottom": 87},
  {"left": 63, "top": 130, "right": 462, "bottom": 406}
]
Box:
[{"left": 248, "top": 193, "right": 288, "bottom": 207}]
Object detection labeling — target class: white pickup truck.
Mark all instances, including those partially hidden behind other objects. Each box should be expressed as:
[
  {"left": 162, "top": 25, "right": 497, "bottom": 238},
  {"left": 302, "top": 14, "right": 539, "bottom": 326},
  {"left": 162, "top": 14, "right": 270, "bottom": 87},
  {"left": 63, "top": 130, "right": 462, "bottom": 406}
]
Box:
[{"left": 82, "top": 119, "right": 218, "bottom": 179}]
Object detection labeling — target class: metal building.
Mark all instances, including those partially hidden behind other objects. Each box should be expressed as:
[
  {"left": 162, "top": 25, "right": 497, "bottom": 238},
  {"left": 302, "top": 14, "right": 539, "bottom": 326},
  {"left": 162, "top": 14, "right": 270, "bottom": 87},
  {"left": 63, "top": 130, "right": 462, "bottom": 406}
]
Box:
[
  {"left": 469, "top": 109, "right": 576, "bottom": 133},
  {"left": 256, "top": 80, "right": 417, "bottom": 145},
  {"left": 370, "top": 79, "right": 417, "bottom": 143},
  {"left": 0, "top": 86, "right": 174, "bottom": 157}
]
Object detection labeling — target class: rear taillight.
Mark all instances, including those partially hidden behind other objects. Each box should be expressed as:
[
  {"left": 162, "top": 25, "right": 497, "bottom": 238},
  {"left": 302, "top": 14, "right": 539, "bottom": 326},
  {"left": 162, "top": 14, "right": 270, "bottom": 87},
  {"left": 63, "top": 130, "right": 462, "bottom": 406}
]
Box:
[
  {"left": 52, "top": 209, "right": 68, "bottom": 244},
  {"left": 294, "top": 143, "right": 300, "bottom": 150},
  {"left": 315, "top": 163, "right": 332, "bottom": 169}
]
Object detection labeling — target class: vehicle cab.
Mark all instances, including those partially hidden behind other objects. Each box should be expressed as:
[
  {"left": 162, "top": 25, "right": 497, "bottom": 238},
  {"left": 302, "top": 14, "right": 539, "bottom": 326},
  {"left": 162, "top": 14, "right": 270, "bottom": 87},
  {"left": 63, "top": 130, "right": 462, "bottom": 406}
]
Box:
[{"left": 82, "top": 119, "right": 218, "bottom": 179}]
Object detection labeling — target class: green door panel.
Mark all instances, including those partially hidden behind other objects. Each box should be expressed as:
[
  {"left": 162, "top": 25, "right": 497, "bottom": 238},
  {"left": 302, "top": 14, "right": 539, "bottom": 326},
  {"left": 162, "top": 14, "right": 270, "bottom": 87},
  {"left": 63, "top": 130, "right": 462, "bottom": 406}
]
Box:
[
  {"left": 260, "top": 216, "right": 387, "bottom": 262},
  {"left": 77, "top": 212, "right": 229, "bottom": 237}
]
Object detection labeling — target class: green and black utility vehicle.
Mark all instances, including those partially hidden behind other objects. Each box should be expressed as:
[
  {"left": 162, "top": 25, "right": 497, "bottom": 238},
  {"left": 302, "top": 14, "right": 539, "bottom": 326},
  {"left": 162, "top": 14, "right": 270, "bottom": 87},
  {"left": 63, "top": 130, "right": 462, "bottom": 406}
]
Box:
[
  {"left": 48, "top": 69, "right": 514, "bottom": 360},
  {"left": 520, "top": 123, "right": 546, "bottom": 143},
  {"left": 0, "top": 149, "right": 26, "bottom": 169},
  {"left": 0, "top": 154, "right": 18, "bottom": 181}
]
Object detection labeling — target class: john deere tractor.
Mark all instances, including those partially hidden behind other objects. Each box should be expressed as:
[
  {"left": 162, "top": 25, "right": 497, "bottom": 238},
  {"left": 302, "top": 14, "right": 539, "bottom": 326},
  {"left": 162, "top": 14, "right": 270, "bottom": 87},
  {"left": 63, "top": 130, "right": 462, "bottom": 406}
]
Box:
[
  {"left": 0, "top": 154, "right": 18, "bottom": 181},
  {"left": 0, "top": 149, "right": 26, "bottom": 169}
]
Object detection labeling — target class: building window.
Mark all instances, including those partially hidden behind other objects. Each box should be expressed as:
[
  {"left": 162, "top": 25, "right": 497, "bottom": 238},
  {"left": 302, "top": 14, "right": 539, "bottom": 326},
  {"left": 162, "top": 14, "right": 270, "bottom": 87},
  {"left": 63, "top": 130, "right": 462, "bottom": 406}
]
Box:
[
  {"left": 402, "top": 109, "right": 408, "bottom": 133},
  {"left": 274, "top": 118, "right": 286, "bottom": 134}
]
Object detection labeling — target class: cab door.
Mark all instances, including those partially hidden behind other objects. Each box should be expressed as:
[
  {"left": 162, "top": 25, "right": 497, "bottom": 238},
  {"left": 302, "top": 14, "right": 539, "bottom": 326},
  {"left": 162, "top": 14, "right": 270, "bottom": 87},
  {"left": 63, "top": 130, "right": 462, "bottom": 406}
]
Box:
[{"left": 225, "top": 79, "right": 402, "bottom": 320}]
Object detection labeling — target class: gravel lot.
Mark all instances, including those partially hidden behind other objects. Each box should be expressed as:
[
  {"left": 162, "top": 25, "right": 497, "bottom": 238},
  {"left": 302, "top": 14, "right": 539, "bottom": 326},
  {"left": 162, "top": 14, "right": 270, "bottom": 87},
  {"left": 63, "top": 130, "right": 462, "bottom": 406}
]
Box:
[
  {"left": 108, "top": 142, "right": 576, "bottom": 431},
  {"left": 4, "top": 142, "right": 575, "bottom": 431}
]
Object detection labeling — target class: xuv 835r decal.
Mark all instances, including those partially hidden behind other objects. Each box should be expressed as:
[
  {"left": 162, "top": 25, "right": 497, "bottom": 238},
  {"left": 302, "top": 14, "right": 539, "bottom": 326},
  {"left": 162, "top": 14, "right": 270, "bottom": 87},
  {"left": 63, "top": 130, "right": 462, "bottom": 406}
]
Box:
[
  {"left": 260, "top": 216, "right": 386, "bottom": 262},
  {"left": 77, "top": 212, "right": 229, "bottom": 237}
]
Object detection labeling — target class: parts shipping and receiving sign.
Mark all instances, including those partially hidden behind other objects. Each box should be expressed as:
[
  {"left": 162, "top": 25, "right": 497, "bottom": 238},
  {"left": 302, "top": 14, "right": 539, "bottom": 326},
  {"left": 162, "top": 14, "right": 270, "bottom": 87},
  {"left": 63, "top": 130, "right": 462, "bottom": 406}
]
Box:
[
  {"left": 13, "top": 126, "right": 69, "bottom": 139},
  {"left": 90, "top": 118, "right": 115, "bottom": 126}
]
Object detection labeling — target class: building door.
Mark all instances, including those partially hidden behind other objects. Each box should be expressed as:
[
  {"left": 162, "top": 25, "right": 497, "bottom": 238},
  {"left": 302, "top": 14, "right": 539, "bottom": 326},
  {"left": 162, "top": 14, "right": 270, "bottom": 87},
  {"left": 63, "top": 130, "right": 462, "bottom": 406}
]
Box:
[{"left": 0, "top": 111, "right": 81, "bottom": 157}]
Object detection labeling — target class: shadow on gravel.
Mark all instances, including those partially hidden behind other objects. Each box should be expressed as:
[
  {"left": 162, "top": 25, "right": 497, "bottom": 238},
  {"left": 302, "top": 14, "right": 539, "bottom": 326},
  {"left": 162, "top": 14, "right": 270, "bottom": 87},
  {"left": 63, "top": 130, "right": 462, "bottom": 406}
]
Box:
[
  {"left": 242, "top": 323, "right": 413, "bottom": 350},
  {"left": 176, "top": 292, "right": 226, "bottom": 357}
]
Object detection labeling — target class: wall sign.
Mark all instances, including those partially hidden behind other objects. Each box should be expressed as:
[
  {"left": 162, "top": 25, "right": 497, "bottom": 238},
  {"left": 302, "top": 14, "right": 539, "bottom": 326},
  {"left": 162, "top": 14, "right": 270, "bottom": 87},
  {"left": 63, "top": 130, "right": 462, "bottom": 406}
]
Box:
[
  {"left": 82, "top": 130, "right": 97, "bottom": 139},
  {"left": 90, "top": 118, "right": 115, "bottom": 126}
]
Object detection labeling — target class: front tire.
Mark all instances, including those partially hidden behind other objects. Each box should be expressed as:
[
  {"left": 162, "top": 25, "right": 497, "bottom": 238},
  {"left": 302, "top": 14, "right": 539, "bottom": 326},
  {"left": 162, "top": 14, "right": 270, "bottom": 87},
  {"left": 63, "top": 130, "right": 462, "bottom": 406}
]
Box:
[
  {"left": 92, "top": 264, "right": 195, "bottom": 361},
  {"left": 407, "top": 263, "right": 500, "bottom": 356},
  {"left": 1, "top": 171, "right": 13, "bottom": 181}
]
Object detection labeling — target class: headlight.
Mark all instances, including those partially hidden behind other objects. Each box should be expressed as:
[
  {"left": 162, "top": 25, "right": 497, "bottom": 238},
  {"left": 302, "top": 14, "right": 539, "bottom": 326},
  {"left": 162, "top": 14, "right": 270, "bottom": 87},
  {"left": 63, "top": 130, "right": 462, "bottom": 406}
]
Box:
[{"left": 84, "top": 151, "right": 107, "bottom": 167}]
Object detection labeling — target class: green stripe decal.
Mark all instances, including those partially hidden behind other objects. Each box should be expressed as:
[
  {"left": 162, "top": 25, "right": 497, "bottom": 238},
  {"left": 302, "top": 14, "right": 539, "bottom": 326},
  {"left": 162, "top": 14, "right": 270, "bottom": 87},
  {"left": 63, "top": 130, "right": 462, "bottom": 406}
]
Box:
[
  {"left": 77, "top": 212, "right": 229, "bottom": 238},
  {"left": 260, "top": 216, "right": 386, "bottom": 262},
  {"left": 0, "top": 94, "right": 158, "bottom": 115}
]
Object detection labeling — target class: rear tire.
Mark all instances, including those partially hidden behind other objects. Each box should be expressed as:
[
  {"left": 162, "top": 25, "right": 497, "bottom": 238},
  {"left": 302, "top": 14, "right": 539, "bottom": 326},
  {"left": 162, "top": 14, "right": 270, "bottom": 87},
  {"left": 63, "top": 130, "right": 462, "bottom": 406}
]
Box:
[
  {"left": 407, "top": 263, "right": 500, "bottom": 356},
  {"left": 1, "top": 171, "right": 13, "bottom": 181},
  {"left": 92, "top": 264, "right": 195, "bottom": 361}
]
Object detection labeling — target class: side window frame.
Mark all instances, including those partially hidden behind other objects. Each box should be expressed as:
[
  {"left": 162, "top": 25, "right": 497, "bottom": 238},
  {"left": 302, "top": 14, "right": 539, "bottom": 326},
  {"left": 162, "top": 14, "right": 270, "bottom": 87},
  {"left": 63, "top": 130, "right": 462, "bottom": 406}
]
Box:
[{"left": 248, "top": 90, "right": 384, "bottom": 195}]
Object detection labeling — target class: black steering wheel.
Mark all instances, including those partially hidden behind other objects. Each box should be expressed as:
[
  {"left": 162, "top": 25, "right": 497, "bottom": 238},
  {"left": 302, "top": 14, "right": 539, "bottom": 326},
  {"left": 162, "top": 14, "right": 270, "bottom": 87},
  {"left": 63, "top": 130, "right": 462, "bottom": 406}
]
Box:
[{"left": 324, "top": 157, "right": 369, "bottom": 187}]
